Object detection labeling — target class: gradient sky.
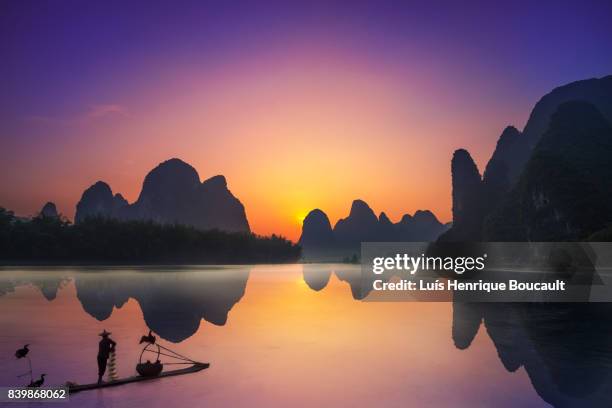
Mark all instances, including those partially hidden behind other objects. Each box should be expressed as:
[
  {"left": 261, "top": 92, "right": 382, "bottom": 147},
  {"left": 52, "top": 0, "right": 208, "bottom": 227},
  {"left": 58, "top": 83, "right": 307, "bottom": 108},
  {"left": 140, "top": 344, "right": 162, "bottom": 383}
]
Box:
[{"left": 1, "top": 0, "right": 612, "bottom": 240}]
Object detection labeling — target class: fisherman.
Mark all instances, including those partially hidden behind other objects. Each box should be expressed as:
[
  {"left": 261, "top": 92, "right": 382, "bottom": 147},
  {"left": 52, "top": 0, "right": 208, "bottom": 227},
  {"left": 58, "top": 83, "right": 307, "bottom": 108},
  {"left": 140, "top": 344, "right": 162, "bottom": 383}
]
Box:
[{"left": 97, "top": 330, "right": 116, "bottom": 384}]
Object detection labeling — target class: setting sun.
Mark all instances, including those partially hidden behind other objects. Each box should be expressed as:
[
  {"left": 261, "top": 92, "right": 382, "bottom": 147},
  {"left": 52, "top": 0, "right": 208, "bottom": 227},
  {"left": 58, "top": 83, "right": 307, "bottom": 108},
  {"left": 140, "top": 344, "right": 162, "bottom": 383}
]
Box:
[{"left": 295, "top": 210, "right": 309, "bottom": 227}]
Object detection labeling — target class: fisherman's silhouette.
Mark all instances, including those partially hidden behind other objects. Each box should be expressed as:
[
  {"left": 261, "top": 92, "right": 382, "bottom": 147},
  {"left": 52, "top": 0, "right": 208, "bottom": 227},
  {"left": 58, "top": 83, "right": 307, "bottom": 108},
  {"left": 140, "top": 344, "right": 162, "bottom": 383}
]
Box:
[{"left": 97, "top": 330, "right": 116, "bottom": 384}]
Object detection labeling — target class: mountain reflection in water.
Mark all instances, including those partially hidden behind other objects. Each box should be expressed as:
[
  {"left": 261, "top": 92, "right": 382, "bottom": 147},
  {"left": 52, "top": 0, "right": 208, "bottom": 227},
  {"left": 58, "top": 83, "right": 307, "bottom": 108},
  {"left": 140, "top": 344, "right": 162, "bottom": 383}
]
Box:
[
  {"left": 453, "top": 302, "right": 612, "bottom": 407},
  {"left": 74, "top": 267, "right": 249, "bottom": 342},
  {"left": 0, "top": 265, "right": 609, "bottom": 407}
]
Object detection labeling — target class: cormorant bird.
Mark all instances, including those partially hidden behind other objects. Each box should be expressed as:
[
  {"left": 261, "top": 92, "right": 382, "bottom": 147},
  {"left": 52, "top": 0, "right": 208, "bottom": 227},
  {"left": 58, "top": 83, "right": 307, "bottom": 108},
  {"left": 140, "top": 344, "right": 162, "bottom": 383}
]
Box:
[
  {"left": 28, "top": 374, "right": 45, "bottom": 388},
  {"left": 139, "top": 330, "right": 156, "bottom": 345},
  {"left": 15, "top": 344, "right": 29, "bottom": 359}
]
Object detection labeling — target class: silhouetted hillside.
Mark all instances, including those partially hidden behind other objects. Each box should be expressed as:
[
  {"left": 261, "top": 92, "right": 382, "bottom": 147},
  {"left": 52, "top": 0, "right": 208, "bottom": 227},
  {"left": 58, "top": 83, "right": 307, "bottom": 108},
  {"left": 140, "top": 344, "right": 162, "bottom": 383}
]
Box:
[
  {"left": 75, "top": 158, "right": 250, "bottom": 233},
  {"left": 334, "top": 200, "right": 381, "bottom": 245},
  {"left": 438, "top": 149, "right": 485, "bottom": 242},
  {"left": 40, "top": 202, "right": 59, "bottom": 218},
  {"left": 298, "top": 209, "right": 335, "bottom": 248},
  {"left": 485, "top": 101, "right": 612, "bottom": 241},
  {"left": 442, "top": 75, "right": 612, "bottom": 242},
  {"left": 300, "top": 200, "right": 448, "bottom": 260}
]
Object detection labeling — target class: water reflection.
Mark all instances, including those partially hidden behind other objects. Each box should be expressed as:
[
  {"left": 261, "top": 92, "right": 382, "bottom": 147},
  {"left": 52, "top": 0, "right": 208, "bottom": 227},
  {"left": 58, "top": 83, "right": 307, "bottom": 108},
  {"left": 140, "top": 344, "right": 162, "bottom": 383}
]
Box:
[
  {"left": 301, "top": 265, "right": 612, "bottom": 407},
  {"left": 335, "top": 266, "right": 375, "bottom": 300},
  {"left": 446, "top": 245, "right": 612, "bottom": 407},
  {"left": 31, "top": 276, "right": 70, "bottom": 301},
  {"left": 452, "top": 302, "right": 612, "bottom": 407},
  {"left": 1, "top": 266, "right": 610, "bottom": 407},
  {"left": 301, "top": 265, "right": 382, "bottom": 299},
  {"left": 0, "top": 267, "right": 249, "bottom": 343},
  {"left": 81, "top": 268, "right": 250, "bottom": 342},
  {"left": 0, "top": 273, "right": 69, "bottom": 301},
  {"left": 302, "top": 264, "right": 331, "bottom": 291}
]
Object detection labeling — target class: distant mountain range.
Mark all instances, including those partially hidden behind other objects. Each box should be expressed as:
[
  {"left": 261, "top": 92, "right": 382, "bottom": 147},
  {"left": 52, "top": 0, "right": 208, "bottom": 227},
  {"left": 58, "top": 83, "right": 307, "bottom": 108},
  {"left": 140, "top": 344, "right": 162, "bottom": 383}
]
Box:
[
  {"left": 441, "top": 75, "right": 612, "bottom": 242},
  {"left": 7, "top": 75, "right": 612, "bottom": 252},
  {"left": 75, "top": 158, "right": 250, "bottom": 233},
  {"left": 299, "top": 199, "right": 449, "bottom": 259}
]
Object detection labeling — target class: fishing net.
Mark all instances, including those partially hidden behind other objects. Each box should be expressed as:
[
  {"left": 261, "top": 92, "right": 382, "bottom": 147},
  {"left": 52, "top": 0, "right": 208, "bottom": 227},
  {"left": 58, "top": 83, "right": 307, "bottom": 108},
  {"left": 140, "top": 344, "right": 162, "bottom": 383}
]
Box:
[{"left": 107, "top": 350, "right": 118, "bottom": 381}]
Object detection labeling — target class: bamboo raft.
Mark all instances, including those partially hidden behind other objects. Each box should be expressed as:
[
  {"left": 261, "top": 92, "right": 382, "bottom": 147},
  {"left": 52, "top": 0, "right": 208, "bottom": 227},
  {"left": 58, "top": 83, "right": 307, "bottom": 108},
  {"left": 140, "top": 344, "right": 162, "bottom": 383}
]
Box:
[
  {"left": 68, "top": 362, "right": 210, "bottom": 393},
  {"left": 69, "top": 339, "right": 209, "bottom": 394}
]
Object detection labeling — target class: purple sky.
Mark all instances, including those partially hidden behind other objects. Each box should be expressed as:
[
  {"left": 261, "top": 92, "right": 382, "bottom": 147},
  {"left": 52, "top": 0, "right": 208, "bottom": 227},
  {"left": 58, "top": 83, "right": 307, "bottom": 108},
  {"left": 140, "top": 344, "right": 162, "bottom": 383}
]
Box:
[{"left": 1, "top": 0, "right": 612, "bottom": 239}]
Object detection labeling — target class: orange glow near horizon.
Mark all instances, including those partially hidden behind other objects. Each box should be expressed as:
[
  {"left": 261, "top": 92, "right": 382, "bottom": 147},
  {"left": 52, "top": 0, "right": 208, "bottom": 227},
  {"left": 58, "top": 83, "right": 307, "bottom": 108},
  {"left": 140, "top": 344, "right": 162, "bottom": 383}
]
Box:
[{"left": 0, "top": 45, "right": 530, "bottom": 241}]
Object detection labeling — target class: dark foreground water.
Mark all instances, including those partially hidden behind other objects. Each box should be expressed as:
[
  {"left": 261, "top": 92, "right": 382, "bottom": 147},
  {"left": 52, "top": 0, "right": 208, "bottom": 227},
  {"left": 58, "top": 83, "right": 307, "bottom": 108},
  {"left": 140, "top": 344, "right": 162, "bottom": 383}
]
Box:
[{"left": 0, "top": 265, "right": 611, "bottom": 407}]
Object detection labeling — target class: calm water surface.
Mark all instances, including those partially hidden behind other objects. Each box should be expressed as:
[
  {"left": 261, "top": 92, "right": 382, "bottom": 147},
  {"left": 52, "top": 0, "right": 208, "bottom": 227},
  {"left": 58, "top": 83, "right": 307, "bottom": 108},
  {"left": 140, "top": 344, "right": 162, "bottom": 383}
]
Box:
[{"left": 0, "top": 264, "right": 610, "bottom": 407}]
